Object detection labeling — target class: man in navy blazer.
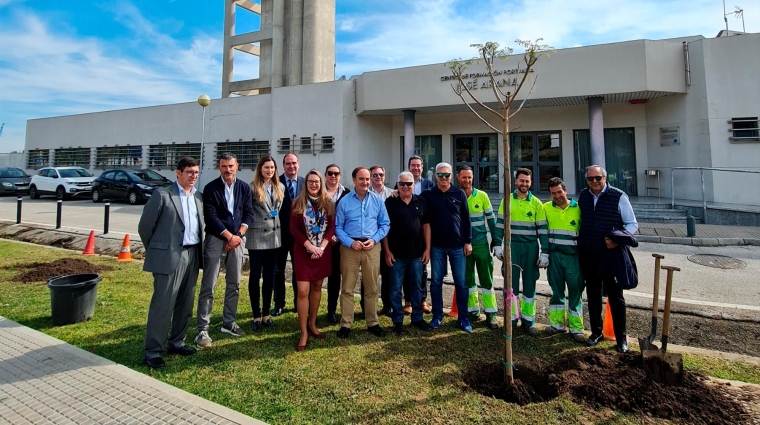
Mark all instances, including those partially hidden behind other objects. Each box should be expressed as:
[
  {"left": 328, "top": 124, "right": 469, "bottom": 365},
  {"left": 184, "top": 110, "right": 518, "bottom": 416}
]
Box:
[
  {"left": 194, "top": 153, "right": 254, "bottom": 349},
  {"left": 272, "top": 152, "right": 305, "bottom": 316}
]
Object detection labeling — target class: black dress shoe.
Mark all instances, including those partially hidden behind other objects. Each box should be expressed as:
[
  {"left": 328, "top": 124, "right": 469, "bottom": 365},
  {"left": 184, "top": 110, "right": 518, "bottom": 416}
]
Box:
[
  {"left": 270, "top": 307, "right": 284, "bottom": 317},
  {"left": 616, "top": 340, "right": 629, "bottom": 354},
  {"left": 367, "top": 325, "right": 386, "bottom": 337},
  {"left": 410, "top": 319, "right": 431, "bottom": 331},
  {"left": 143, "top": 357, "right": 165, "bottom": 369},
  {"left": 392, "top": 323, "right": 405, "bottom": 336},
  {"left": 167, "top": 345, "right": 197, "bottom": 356},
  {"left": 337, "top": 327, "right": 351, "bottom": 339},
  {"left": 263, "top": 318, "right": 275, "bottom": 329},
  {"left": 586, "top": 333, "right": 604, "bottom": 347},
  {"left": 326, "top": 313, "right": 339, "bottom": 324}
]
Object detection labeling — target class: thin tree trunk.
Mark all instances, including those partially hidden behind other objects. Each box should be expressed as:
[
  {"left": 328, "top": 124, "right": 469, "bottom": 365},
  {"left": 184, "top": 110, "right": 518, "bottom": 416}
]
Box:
[{"left": 502, "top": 103, "right": 513, "bottom": 385}]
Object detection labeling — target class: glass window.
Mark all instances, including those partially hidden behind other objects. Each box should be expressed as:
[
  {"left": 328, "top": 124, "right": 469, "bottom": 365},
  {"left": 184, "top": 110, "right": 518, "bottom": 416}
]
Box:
[
  {"left": 115, "top": 172, "right": 129, "bottom": 182},
  {"left": 101, "top": 171, "right": 115, "bottom": 180},
  {"left": 511, "top": 134, "right": 534, "bottom": 162},
  {"left": 59, "top": 168, "right": 93, "bottom": 178},
  {"left": 574, "top": 128, "right": 637, "bottom": 195},
  {"left": 128, "top": 170, "right": 166, "bottom": 182},
  {"left": 0, "top": 168, "right": 25, "bottom": 178}
]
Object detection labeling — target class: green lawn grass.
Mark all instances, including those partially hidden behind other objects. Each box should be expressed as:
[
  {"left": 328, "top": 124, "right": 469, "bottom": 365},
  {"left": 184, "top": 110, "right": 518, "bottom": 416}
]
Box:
[{"left": 1, "top": 239, "right": 758, "bottom": 424}]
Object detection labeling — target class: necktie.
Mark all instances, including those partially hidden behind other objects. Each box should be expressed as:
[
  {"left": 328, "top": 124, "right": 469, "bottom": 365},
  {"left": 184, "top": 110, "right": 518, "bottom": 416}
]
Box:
[{"left": 288, "top": 179, "right": 295, "bottom": 200}]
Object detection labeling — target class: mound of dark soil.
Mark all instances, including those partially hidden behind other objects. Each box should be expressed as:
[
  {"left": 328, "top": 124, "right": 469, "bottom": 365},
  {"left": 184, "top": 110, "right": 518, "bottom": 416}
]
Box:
[
  {"left": 464, "top": 350, "right": 752, "bottom": 424},
  {"left": 10, "top": 258, "right": 112, "bottom": 283}
]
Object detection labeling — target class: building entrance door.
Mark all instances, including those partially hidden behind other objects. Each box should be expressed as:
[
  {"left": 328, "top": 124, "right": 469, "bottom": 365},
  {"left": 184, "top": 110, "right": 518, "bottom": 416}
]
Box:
[
  {"left": 510, "top": 131, "right": 562, "bottom": 194},
  {"left": 453, "top": 134, "right": 499, "bottom": 192}
]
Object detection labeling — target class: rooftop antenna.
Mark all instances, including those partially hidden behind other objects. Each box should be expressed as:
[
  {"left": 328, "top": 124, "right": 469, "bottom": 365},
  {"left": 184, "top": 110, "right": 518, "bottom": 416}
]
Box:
[
  {"left": 732, "top": 6, "right": 745, "bottom": 33},
  {"left": 722, "top": 0, "right": 729, "bottom": 35}
]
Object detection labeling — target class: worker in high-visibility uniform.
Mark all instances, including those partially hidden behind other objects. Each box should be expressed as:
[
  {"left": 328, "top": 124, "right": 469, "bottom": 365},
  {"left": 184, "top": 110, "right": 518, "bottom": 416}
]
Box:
[
  {"left": 456, "top": 167, "right": 499, "bottom": 330},
  {"left": 543, "top": 177, "right": 586, "bottom": 342},
  {"left": 493, "top": 168, "right": 548, "bottom": 336}
]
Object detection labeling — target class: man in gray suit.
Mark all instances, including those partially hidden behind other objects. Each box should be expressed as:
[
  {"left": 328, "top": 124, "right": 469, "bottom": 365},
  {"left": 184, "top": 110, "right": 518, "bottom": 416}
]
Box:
[
  {"left": 138, "top": 157, "right": 204, "bottom": 369},
  {"left": 194, "top": 153, "right": 254, "bottom": 349}
]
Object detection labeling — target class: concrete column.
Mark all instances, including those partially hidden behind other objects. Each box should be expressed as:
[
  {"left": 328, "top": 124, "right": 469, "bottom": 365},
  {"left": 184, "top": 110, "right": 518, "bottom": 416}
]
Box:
[
  {"left": 302, "top": 0, "right": 335, "bottom": 84},
  {"left": 271, "top": 0, "right": 285, "bottom": 89},
  {"left": 403, "top": 110, "right": 416, "bottom": 166},
  {"left": 587, "top": 96, "right": 606, "bottom": 167},
  {"left": 287, "top": 0, "right": 303, "bottom": 86},
  {"left": 221, "top": 0, "right": 235, "bottom": 98}
]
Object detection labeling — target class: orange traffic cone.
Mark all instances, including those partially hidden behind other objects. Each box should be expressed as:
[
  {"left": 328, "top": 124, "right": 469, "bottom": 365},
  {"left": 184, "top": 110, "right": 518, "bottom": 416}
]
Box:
[
  {"left": 82, "top": 230, "right": 96, "bottom": 256},
  {"left": 117, "top": 234, "right": 133, "bottom": 262},
  {"left": 448, "top": 292, "right": 458, "bottom": 317},
  {"left": 602, "top": 299, "right": 616, "bottom": 341}
]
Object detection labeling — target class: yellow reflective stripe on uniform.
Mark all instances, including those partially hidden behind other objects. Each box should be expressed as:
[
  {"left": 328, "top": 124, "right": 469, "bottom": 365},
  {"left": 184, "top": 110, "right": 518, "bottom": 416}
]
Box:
[
  {"left": 481, "top": 288, "right": 494, "bottom": 295},
  {"left": 549, "top": 238, "right": 577, "bottom": 246},
  {"left": 569, "top": 310, "right": 581, "bottom": 317},
  {"left": 512, "top": 229, "right": 536, "bottom": 236},
  {"left": 536, "top": 219, "right": 548, "bottom": 226},
  {"left": 470, "top": 211, "right": 485, "bottom": 219},
  {"left": 468, "top": 287, "right": 478, "bottom": 294},
  {"left": 471, "top": 220, "right": 485, "bottom": 227},
  {"left": 523, "top": 297, "right": 535, "bottom": 303},
  {"left": 549, "top": 305, "right": 565, "bottom": 311}
]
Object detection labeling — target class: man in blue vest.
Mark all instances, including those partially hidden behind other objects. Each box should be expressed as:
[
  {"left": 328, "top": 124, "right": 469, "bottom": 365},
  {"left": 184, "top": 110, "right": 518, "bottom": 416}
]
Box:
[{"left": 578, "top": 165, "right": 638, "bottom": 353}]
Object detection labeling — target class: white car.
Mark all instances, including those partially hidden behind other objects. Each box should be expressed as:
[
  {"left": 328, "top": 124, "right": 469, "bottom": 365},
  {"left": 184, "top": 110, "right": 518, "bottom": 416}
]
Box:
[{"left": 29, "top": 166, "right": 96, "bottom": 200}]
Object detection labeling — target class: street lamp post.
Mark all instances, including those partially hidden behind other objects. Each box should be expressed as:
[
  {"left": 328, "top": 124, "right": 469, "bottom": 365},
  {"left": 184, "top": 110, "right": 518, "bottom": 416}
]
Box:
[{"left": 197, "top": 94, "right": 211, "bottom": 185}]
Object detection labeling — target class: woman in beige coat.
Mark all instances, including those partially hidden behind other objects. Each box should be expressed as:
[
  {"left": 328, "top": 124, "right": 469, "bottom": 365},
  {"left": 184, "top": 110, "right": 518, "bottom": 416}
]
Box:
[{"left": 246, "top": 155, "right": 285, "bottom": 332}]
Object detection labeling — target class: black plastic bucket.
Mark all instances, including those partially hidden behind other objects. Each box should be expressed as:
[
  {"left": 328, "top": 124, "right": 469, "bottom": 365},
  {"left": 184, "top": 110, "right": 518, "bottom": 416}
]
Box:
[{"left": 47, "top": 274, "right": 102, "bottom": 326}]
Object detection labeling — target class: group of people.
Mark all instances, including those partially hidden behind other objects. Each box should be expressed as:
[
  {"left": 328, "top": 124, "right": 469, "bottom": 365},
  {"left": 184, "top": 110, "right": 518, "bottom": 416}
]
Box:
[{"left": 137, "top": 152, "right": 637, "bottom": 369}]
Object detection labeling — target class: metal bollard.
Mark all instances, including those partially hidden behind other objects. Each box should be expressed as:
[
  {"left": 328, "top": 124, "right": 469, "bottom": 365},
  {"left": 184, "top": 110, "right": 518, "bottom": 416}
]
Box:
[
  {"left": 686, "top": 214, "right": 696, "bottom": 237},
  {"left": 56, "top": 200, "right": 62, "bottom": 229},
  {"left": 16, "top": 196, "right": 22, "bottom": 224},
  {"left": 104, "top": 202, "right": 110, "bottom": 234}
]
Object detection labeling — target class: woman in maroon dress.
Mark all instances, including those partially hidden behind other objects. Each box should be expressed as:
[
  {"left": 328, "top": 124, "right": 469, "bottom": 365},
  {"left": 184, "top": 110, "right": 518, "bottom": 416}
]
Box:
[{"left": 290, "top": 169, "right": 335, "bottom": 351}]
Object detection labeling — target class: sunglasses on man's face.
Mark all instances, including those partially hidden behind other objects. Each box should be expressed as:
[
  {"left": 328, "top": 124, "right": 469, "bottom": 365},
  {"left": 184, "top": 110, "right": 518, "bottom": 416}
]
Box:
[
  {"left": 372, "top": 173, "right": 384, "bottom": 178},
  {"left": 397, "top": 182, "right": 413, "bottom": 187},
  {"left": 437, "top": 173, "right": 452, "bottom": 178},
  {"left": 326, "top": 171, "right": 340, "bottom": 177},
  {"left": 586, "top": 176, "right": 604, "bottom": 182}
]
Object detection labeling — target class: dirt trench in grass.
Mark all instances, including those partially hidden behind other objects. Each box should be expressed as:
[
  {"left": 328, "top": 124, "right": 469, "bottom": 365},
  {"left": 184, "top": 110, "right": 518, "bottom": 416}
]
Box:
[{"left": 464, "top": 349, "right": 758, "bottom": 424}]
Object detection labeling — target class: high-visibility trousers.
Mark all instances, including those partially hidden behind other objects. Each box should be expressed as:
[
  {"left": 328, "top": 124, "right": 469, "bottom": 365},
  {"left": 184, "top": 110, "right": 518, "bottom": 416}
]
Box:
[
  {"left": 466, "top": 241, "right": 497, "bottom": 318},
  {"left": 511, "top": 240, "right": 539, "bottom": 327},
  {"left": 547, "top": 251, "right": 585, "bottom": 334}
]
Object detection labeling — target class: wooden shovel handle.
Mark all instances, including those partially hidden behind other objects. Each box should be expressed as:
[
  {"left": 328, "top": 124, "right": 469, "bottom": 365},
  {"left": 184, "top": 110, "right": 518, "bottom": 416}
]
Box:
[
  {"left": 651, "top": 255, "right": 664, "bottom": 317},
  {"left": 660, "top": 265, "right": 680, "bottom": 351}
]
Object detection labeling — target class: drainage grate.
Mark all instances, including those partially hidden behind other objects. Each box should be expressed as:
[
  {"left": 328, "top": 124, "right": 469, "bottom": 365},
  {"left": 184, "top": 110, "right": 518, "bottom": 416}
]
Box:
[{"left": 687, "top": 254, "right": 746, "bottom": 269}]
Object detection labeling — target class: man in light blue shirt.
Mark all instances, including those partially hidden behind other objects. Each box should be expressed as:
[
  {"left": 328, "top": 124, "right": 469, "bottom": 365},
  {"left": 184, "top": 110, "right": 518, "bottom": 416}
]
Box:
[{"left": 335, "top": 167, "right": 390, "bottom": 339}]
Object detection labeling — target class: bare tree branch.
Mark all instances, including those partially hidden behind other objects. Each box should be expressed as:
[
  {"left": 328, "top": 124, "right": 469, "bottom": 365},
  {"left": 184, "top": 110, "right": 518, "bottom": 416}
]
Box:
[
  {"left": 454, "top": 75, "right": 505, "bottom": 121},
  {"left": 508, "top": 76, "right": 538, "bottom": 119},
  {"left": 454, "top": 89, "right": 502, "bottom": 134}
]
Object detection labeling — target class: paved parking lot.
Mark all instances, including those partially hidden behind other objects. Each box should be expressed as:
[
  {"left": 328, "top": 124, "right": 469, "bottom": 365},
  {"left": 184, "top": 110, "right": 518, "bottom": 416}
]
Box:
[{"left": 0, "top": 196, "right": 143, "bottom": 236}]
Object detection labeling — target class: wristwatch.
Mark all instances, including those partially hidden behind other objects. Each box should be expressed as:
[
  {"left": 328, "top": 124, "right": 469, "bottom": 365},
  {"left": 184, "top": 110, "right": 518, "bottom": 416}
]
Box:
[{"left": 235, "top": 231, "right": 243, "bottom": 237}]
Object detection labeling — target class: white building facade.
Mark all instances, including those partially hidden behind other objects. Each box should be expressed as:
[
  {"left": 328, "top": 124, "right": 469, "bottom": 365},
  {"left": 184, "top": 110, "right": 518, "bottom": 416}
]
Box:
[{"left": 24, "top": 33, "right": 760, "bottom": 209}]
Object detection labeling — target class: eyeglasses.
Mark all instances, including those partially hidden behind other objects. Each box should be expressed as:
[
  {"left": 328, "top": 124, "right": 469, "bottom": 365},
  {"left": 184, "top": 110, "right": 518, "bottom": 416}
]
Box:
[
  {"left": 306, "top": 180, "right": 321, "bottom": 186},
  {"left": 437, "top": 173, "right": 452, "bottom": 178},
  {"left": 397, "top": 182, "right": 413, "bottom": 187},
  {"left": 326, "top": 171, "right": 340, "bottom": 177},
  {"left": 183, "top": 171, "right": 200, "bottom": 177},
  {"left": 372, "top": 173, "right": 384, "bottom": 178},
  {"left": 586, "top": 176, "right": 604, "bottom": 182}
]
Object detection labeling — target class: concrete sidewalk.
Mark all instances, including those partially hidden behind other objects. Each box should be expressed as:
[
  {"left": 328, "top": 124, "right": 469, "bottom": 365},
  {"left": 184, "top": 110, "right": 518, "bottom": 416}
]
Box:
[
  {"left": 636, "top": 222, "right": 760, "bottom": 246},
  {"left": 0, "top": 317, "right": 265, "bottom": 425}
]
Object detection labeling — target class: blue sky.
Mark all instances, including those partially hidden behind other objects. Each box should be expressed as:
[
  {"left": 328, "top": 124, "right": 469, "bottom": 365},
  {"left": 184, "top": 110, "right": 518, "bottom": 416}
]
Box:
[{"left": 1, "top": 0, "right": 758, "bottom": 152}]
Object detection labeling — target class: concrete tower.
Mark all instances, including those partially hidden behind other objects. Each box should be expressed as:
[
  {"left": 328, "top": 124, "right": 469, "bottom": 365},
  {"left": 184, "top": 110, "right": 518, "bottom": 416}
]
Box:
[{"left": 221, "top": 0, "right": 336, "bottom": 97}]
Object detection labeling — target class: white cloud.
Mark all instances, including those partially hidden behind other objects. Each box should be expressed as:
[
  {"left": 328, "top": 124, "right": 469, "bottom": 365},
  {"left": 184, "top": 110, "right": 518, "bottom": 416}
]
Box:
[{"left": 335, "top": 0, "right": 759, "bottom": 78}]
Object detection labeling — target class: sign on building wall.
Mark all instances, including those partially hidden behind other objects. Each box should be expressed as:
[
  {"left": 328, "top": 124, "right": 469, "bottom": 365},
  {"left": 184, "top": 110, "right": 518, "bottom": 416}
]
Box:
[{"left": 660, "top": 126, "right": 680, "bottom": 146}]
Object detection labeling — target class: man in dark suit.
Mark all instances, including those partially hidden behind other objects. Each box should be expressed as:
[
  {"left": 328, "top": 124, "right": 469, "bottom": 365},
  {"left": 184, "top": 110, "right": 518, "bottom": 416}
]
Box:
[
  {"left": 272, "top": 152, "right": 304, "bottom": 316},
  {"left": 138, "top": 156, "right": 204, "bottom": 369},
  {"left": 194, "top": 153, "right": 254, "bottom": 349}
]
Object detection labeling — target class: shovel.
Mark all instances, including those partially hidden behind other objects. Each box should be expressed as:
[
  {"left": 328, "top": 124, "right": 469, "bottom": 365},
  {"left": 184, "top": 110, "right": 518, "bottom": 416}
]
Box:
[
  {"left": 639, "top": 254, "right": 664, "bottom": 352},
  {"left": 643, "top": 265, "right": 684, "bottom": 385}
]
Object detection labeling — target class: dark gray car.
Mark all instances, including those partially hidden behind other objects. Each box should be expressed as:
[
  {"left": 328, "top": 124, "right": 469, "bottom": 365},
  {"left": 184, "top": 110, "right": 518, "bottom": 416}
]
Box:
[{"left": 0, "top": 167, "right": 32, "bottom": 195}]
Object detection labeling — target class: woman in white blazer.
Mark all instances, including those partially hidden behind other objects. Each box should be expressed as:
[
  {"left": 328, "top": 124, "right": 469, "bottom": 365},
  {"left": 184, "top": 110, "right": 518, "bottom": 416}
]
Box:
[{"left": 246, "top": 155, "right": 285, "bottom": 332}]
